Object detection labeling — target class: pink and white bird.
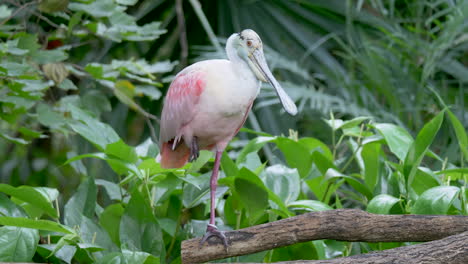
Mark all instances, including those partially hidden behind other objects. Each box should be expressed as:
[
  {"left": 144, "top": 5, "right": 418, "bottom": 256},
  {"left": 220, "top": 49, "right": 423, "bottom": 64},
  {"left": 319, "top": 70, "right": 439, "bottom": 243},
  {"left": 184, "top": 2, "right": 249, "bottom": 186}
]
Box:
[{"left": 159, "top": 29, "right": 297, "bottom": 246}]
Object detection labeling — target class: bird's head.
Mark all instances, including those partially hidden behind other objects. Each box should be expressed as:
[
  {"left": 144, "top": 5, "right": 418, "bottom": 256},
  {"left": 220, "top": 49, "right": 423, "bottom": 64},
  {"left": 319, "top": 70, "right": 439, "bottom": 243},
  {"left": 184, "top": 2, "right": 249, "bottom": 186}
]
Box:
[{"left": 227, "top": 29, "right": 297, "bottom": 116}]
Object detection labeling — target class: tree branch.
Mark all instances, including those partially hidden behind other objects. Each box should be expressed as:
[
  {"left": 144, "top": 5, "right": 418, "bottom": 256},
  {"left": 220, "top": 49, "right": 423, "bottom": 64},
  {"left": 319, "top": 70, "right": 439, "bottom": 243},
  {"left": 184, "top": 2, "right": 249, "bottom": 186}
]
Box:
[
  {"left": 222, "top": 231, "right": 468, "bottom": 264},
  {"left": 181, "top": 209, "right": 468, "bottom": 263}
]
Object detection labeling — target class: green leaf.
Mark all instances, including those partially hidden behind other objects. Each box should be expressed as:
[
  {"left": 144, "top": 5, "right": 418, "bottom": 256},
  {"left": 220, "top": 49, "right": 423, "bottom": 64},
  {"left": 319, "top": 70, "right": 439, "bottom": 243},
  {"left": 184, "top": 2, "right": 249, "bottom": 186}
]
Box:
[
  {"left": 68, "top": 105, "right": 120, "bottom": 150},
  {"left": 275, "top": 137, "right": 313, "bottom": 178},
  {"left": 116, "top": 0, "right": 138, "bottom": 5},
  {"left": 325, "top": 169, "right": 373, "bottom": 200},
  {"left": 100, "top": 203, "right": 124, "bottom": 247},
  {"left": 69, "top": 0, "right": 117, "bottom": 18},
  {"left": 0, "top": 193, "right": 28, "bottom": 217},
  {"left": 299, "top": 137, "right": 333, "bottom": 161},
  {"left": 412, "top": 186, "right": 460, "bottom": 215},
  {"left": 288, "top": 200, "right": 332, "bottom": 212},
  {"left": 188, "top": 150, "right": 212, "bottom": 174},
  {"left": 339, "top": 116, "right": 371, "bottom": 130},
  {"left": 234, "top": 168, "right": 269, "bottom": 224},
  {"left": 446, "top": 110, "right": 468, "bottom": 162},
  {"left": 0, "top": 217, "right": 74, "bottom": 234},
  {"left": 367, "top": 194, "right": 400, "bottom": 214},
  {"left": 262, "top": 164, "right": 300, "bottom": 205},
  {"left": 105, "top": 140, "right": 138, "bottom": 163},
  {"left": 0, "top": 226, "right": 39, "bottom": 262},
  {"left": 236, "top": 136, "right": 275, "bottom": 166},
  {"left": 221, "top": 152, "right": 238, "bottom": 177},
  {"left": 411, "top": 167, "right": 441, "bottom": 195},
  {"left": 31, "top": 49, "right": 68, "bottom": 64},
  {"left": 96, "top": 179, "right": 124, "bottom": 201},
  {"left": 64, "top": 177, "right": 97, "bottom": 227},
  {"left": 0, "top": 184, "right": 57, "bottom": 218},
  {"left": 374, "top": 123, "right": 413, "bottom": 161},
  {"left": 361, "top": 142, "right": 381, "bottom": 191},
  {"left": 436, "top": 168, "right": 468, "bottom": 180},
  {"left": 120, "top": 189, "right": 165, "bottom": 258},
  {"left": 135, "top": 138, "right": 158, "bottom": 158},
  {"left": 37, "top": 244, "right": 77, "bottom": 264},
  {"left": 0, "top": 5, "right": 12, "bottom": 19},
  {"left": 404, "top": 111, "right": 445, "bottom": 188}
]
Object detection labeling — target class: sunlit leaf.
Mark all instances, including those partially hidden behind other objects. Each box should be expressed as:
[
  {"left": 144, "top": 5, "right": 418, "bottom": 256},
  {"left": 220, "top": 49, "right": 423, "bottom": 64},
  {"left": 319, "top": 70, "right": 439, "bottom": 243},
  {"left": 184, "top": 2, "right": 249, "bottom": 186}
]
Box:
[{"left": 412, "top": 186, "right": 460, "bottom": 215}]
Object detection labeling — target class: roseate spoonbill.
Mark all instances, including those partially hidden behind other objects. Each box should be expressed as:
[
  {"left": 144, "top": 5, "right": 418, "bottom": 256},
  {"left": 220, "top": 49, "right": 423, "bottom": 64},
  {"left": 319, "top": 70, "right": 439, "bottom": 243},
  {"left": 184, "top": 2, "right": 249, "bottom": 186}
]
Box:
[{"left": 159, "top": 29, "right": 297, "bottom": 247}]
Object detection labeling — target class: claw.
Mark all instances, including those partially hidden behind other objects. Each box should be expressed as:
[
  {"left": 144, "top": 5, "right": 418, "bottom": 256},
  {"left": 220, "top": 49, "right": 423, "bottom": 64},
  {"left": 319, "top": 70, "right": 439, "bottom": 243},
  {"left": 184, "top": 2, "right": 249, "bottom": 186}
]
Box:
[{"left": 199, "top": 224, "right": 228, "bottom": 250}]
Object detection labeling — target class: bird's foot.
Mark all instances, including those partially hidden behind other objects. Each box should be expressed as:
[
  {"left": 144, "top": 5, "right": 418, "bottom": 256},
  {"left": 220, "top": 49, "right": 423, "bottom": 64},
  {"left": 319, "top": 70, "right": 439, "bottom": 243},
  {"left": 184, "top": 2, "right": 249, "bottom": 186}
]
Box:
[
  {"left": 199, "top": 224, "right": 228, "bottom": 250},
  {"left": 189, "top": 136, "right": 199, "bottom": 162}
]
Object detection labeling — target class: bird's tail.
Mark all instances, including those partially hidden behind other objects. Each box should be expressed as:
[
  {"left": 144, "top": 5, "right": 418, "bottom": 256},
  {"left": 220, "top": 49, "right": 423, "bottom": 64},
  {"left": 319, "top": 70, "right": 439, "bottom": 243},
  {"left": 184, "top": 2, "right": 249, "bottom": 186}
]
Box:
[{"left": 159, "top": 141, "right": 190, "bottom": 169}]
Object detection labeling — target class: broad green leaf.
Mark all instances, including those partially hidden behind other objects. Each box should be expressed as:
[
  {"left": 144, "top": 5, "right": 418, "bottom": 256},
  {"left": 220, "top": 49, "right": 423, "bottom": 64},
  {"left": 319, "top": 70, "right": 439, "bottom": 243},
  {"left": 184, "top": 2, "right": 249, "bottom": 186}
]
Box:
[
  {"left": 374, "top": 123, "right": 413, "bottom": 161},
  {"left": 404, "top": 111, "right": 445, "bottom": 188},
  {"left": 299, "top": 137, "right": 333, "bottom": 161},
  {"left": 135, "top": 138, "right": 158, "bottom": 158},
  {"left": 187, "top": 150, "right": 212, "bottom": 174},
  {"left": 262, "top": 164, "right": 300, "bottom": 205},
  {"left": 105, "top": 140, "right": 138, "bottom": 163},
  {"left": 36, "top": 103, "right": 68, "bottom": 130},
  {"left": 221, "top": 152, "right": 238, "bottom": 177},
  {"left": 411, "top": 167, "right": 441, "bottom": 195},
  {"left": 100, "top": 204, "right": 124, "bottom": 247},
  {"left": 236, "top": 136, "right": 275, "bottom": 165},
  {"left": 182, "top": 172, "right": 228, "bottom": 208},
  {"left": 0, "top": 226, "right": 39, "bottom": 262},
  {"left": 325, "top": 169, "right": 373, "bottom": 200},
  {"left": 312, "top": 151, "right": 338, "bottom": 174},
  {"left": 37, "top": 244, "right": 77, "bottom": 264},
  {"left": 446, "top": 110, "right": 468, "bottom": 161},
  {"left": 339, "top": 116, "right": 372, "bottom": 130},
  {"left": 31, "top": 49, "right": 68, "bottom": 64},
  {"left": 234, "top": 168, "right": 269, "bottom": 224},
  {"left": 77, "top": 216, "right": 116, "bottom": 253},
  {"left": 68, "top": 105, "right": 120, "bottom": 150},
  {"left": 96, "top": 179, "right": 123, "bottom": 201},
  {"left": 0, "top": 184, "right": 57, "bottom": 218},
  {"left": 367, "top": 194, "right": 400, "bottom": 214},
  {"left": 0, "top": 5, "right": 12, "bottom": 19},
  {"left": 0, "top": 217, "right": 74, "bottom": 234},
  {"left": 120, "top": 189, "right": 165, "bottom": 258},
  {"left": 116, "top": 0, "right": 138, "bottom": 5},
  {"left": 0, "top": 193, "right": 28, "bottom": 217},
  {"left": 436, "top": 168, "right": 468, "bottom": 180},
  {"left": 270, "top": 241, "right": 318, "bottom": 261},
  {"left": 275, "top": 137, "right": 313, "bottom": 178},
  {"left": 361, "top": 142, "right": 381, "bottom": 191},
  {"left": 288, "top": 200, "right": 332, "bottom": 212},
  {"left": 64, "top": 177, "right": 97, "bottom": 227},
  {"left": 412, "top": 186, "right": 460, "bottom": 215}
]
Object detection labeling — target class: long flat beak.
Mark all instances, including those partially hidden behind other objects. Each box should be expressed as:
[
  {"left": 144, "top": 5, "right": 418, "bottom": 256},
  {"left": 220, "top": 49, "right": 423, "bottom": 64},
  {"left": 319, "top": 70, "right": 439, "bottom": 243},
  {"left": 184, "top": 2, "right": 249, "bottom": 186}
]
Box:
[{"left": 249, "top": 49, "right": 298, "bottom": 116}]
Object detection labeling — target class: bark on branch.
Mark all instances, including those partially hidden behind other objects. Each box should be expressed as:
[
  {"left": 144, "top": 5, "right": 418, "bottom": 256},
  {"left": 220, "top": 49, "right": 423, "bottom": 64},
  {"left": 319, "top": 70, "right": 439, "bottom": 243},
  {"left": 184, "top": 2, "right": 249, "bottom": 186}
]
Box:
[
  {"left": 224, "top": 231, "right": 468, "bottom": 264},
  {"left": 181, "top": 209, "right": 468, "bottom": 263}
]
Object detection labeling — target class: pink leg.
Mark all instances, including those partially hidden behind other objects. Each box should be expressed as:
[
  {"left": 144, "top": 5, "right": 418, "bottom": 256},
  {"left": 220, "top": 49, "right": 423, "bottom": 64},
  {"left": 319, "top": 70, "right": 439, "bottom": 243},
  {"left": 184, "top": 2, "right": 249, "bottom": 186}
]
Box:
[{"left": 200, "top": 149, "right": 228, "bottom": 248}]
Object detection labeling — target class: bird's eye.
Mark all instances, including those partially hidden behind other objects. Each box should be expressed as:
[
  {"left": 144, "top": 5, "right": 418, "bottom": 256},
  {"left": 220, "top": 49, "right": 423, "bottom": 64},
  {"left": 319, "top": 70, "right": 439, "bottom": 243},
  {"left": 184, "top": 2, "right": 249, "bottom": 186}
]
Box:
[{"left": 246, "top": 40, "right": 252, "bottom": 47}]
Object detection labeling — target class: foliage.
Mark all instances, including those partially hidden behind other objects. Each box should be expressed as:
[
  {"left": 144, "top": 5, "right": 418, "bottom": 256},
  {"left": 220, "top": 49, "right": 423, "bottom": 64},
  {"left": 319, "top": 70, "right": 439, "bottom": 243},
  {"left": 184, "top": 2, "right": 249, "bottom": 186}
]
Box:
[{"left": 0, "top": 0, "right": 467, "bottom": 263}]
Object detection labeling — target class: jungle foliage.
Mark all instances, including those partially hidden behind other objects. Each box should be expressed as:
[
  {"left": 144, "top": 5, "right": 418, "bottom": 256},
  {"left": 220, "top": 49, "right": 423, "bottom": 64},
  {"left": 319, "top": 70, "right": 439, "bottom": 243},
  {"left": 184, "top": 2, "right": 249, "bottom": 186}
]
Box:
[{"left": 0, "top": 0, "right": 467, "bottom": 263}]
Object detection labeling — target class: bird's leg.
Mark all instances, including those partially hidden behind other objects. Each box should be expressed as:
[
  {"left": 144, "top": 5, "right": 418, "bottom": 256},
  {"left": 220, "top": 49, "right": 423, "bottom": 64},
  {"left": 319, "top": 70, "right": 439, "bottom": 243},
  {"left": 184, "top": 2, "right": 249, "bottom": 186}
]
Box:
[
  {"left": 200, "top": 150, "right": 228, "bottom": 249},
  {"left": 189, "top": 136, "right": 199, "bottom": 162}
]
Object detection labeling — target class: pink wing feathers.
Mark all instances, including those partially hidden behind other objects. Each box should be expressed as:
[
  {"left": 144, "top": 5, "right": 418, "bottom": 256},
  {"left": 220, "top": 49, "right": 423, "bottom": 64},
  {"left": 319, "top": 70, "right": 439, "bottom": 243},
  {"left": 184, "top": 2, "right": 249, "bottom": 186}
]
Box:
[{"left": 159, "top": 69, "right": 206, "bottom": 168}]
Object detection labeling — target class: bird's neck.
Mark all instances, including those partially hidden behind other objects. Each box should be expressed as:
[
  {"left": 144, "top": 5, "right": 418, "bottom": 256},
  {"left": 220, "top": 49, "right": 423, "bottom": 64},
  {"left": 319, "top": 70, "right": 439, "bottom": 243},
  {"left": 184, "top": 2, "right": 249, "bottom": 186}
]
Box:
[{"left": 226, "top": 35, "right": 257, "bottom": 81}]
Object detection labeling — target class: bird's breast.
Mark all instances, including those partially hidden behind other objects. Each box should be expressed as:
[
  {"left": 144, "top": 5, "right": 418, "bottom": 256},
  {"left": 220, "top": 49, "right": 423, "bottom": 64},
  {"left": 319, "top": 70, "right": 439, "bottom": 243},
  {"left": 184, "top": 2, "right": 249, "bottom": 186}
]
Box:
[{"left": 199, "top": 60, "right": 260, "bottom": 117}]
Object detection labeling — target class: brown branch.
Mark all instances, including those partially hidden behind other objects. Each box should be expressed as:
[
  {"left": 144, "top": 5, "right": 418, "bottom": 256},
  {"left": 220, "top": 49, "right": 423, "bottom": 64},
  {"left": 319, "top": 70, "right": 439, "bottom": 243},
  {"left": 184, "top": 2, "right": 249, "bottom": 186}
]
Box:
[
  {"left": 221, "top": 231, "right": 468, "bottom": 264},
  {"left": 181, "top": 209, "right": 468, "bottom": 263}
]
